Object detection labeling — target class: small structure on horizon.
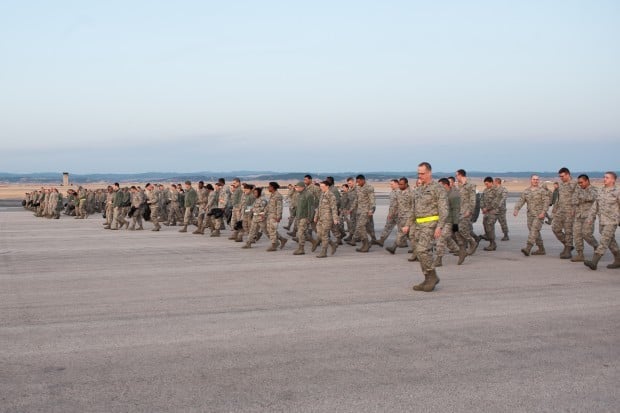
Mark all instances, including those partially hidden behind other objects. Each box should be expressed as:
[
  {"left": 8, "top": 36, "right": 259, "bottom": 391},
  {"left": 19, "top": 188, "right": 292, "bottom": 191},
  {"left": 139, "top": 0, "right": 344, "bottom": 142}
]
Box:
[{"left": 62, "top": 172, "right": 69, "bottom": 186}]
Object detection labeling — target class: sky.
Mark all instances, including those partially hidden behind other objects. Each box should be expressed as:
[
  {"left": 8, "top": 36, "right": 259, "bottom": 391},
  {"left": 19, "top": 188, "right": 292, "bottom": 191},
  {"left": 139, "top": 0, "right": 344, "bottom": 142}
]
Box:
[{"left": 1, "top": 0, "right": 618, "bottom": 174}]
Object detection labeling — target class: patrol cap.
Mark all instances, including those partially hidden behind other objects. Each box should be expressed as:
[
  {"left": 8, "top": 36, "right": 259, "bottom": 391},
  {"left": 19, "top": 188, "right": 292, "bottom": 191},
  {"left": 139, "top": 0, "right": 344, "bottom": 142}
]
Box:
[{"left": 295, "top": 181, "right": 305, "bottom": 187}]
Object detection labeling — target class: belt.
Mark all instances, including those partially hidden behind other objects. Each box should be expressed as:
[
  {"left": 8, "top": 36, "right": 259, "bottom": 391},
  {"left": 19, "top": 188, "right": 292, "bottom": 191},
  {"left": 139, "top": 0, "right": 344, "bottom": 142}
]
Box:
[{"left": 416, "top": 215, "right": 439, "bottom": 224}]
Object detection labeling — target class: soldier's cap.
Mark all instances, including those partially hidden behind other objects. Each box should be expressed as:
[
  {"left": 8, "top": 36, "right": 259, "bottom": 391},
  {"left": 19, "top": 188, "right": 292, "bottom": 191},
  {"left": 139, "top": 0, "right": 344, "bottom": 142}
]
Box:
[{"left": 295, "top": 181, "right": 305, "bottom": 187}]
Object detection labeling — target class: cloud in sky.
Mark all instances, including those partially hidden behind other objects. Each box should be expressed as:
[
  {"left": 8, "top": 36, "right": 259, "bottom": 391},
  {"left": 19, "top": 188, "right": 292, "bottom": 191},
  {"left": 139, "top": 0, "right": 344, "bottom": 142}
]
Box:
[{"left": 1, "top": 1, "right": 618, "bottom": 173}]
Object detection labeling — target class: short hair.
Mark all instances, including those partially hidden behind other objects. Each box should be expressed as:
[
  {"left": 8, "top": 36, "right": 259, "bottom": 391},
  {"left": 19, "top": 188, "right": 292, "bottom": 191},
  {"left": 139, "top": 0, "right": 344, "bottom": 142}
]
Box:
[
  {"left": 438, "top": 178, "right": 450, "bottom": 186},
  {"left": 146, "top": 183, "right": 151, "bottom": 188},
  {"left": 206, "top": 183, "right": 214, "bottom": 190},
  {"left": 320, "top": 180, "right": 330, "bottom": 186},
  {"left": 304, "top": 174, "right": 313, "bottom": 180},
  {"left": 184, "top": 180, "right": 191, "bottom": 185},
  {"left": 114, "top": 182, "right": 120, "bottom": 187},
  {"left": 577, "top": 174, "right": 589, "bottom": 181},
  {"left": 605, "top": 171, "right": 617, "bottom": 180},
  {"left": 558, "top": 167, "right": 570, "bottom": 175},
  {"left": 399, "top": 177, "right": 409, "bottom": 184},
  {"left": 130, "top": 186, "right": 137, "bottom": 190},
  {"left": 268, "top": 181, "right": 280, "bottom": 190},
  {"left": 419, "top": 162, "right": 432, "bottom": 171},
  {"left": 325, "top": 176, "right": 335, "bottom": 186},
  {"left": 494, "top": 177, "right": 502, "bottom": 184},
  {"left": 456, "top": 169, "right": 466, "bottom": 177},
  {"left": 253, "top": 187, "right": 263, "bottom": 196},
  {"left": 484, "top": 176, "right": 493, "bottom": 183},
  {"left": 218, "top": 178, "right": 226, "bottom": 185},
  {"left": 242, "top": 183, "right": 254, "bottom": 190},
  {"left": 232, "top": 177, "right": 241, "bottom": 184},
  {"left": 171, "top": 184, "right": 177, "bottom": 189},
  {"left": 199, "top": 180, "right": 204, "bottom": 185},
  {"left": 356, "top": 174, "right": 366, "bottom": 180},
  {"left": 390, "top": 179, "right": 399, "bottom": 184},
  {"left": 346, "top": 176, "right": 354, "bottom": 182}
]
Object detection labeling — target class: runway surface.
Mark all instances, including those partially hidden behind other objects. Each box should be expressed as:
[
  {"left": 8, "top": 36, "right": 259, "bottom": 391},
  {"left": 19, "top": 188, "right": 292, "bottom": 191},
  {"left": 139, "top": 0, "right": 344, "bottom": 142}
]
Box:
[{"left": 1, "top": 202, "right": 619, "bottom": 412}]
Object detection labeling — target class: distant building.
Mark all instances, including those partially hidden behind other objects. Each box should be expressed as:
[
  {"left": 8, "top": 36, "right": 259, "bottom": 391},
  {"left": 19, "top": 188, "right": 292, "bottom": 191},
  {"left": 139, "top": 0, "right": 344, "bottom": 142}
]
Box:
[{"left": 62, "top": 172, "right": 69, "bottom": 186}]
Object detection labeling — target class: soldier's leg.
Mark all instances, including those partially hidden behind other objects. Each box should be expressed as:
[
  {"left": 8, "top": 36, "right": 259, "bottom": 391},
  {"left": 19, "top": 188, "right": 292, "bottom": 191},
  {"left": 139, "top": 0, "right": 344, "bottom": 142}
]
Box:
[
  {"left": 552, "top": 212, "right": 567, "bottom": 244},
  {"left": 498, "top": 210, "right": 509, "bottom": 237},
  {"left": 582, "top": 218, "right": 598, "bottom": 250},
  {"left": 413, "top": 224, "right": 439, "bottom": 291},
  {"left": 531, "top": 216, "right": 545, "bottom": 254},
  {"left": 459, "top": 216, "right": 477, "bottom": 254},
  {"left": 367, "top": 215, "right": 377, "bottom": 241}
]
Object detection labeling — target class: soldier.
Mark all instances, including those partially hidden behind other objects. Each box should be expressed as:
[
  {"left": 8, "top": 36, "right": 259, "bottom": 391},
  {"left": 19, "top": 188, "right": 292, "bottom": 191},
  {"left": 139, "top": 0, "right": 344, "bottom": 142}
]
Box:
[
  {"left": 343, "top": 177, "right": 357, "bottom": 242},
  {"left": 284, "top": 183, "right": 298, "bottom": 231},
  {"left": 386, "top": 177, "right": 413, "bottom": 255},
  {"left": 145, "top": 183, "right": 161, "bottom": 231},
  {"left": 314, "top": 181, "right": 339, "bottom": 257},
  {"left": 103, "top": 186, "right": 114, "bottom": 227},
  {"left": 211, "top": 181, "right": 229, "bottom": 237},
  {"left": 340, "top": 184, "right": 353, "bottom": 237},
  {"left": 494, "top": 178, "right": 510, "bottom": 240},
  {"left": 584, "top": 171, "right": 620, "bottom": 270},
  {"left": 75, "top": 186, "right": 87, "bottom": 219},
  {"left": 455, "top": 169, "right": 479, "bottom": 255},
  {"left": 128, "top": 186, "right": 145, "bottom": 230},
  {"left": 164, "top": 184, "right": 180, "bottom": 226},
  {"left": 243, "top": 187, "right": 268, "bottom": 249},
  {"left": 265, "top": 182, "right": 287, "bottom": 251},
  {"left": 570, "top": 174, "right": 599, "bottom": 262},
  {"left": 179, "top": 181, "right": 197, "bottom": 233},
  {"left": 109, "top": 183, "right": 128, "bottom": 230},
  {"left": 552, "top": 167, "right": 578, "bottom": 259},
  {"left": 348, "top": 174, "right": 375, "bottom": 252},
  {"left": 402, "top": 162, "right": 447, "bottom": 292},
  {"left": 375, "top": 179, "right": 399, "bottom": 247},
  {"left": 228, "top": 179, "right": 244, "bottom": 240},
  {"left": 292, "top": 181, "right": 317, "bottom": 255},
  {"left": 434, "top": 178, "right": 466, "bottom": 266},
  {"left": 237, "top": 183, "right": 255, "bottom": 242},
  {"left": 480, "top": 176, "right": 502, "bottom": 251},
  {"left": 513, "top": 174, "right": 551, "bottom": 256},
  {"left": 193, "top": 181, "right": 209, "bottom": 235}
]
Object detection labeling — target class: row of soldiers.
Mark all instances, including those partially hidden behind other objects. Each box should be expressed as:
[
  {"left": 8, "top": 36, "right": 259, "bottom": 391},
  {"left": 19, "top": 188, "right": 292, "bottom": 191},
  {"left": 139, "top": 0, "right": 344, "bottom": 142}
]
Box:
[
  {"left": 512, "top": 168, "right": 620, "bottom": 272},
  {"left": 23, "top": 166, "right": 619, "bottom": 291},
  {"left": 24, "top": 186, "right": 107, "bottom": 218}
]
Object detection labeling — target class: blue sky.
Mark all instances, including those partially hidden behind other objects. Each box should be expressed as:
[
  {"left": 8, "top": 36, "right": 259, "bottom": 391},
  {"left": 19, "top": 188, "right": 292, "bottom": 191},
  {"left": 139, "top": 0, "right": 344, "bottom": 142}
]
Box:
[{"left": 1, "top": 0, "right": 618, "bottom": 174}]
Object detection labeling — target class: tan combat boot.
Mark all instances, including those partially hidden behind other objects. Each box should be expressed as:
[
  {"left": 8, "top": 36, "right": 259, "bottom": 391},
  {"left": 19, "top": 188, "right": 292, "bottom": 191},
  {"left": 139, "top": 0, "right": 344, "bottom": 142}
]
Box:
[
  {"left": 310, "top": 237, "right": 319, "bottom": 252},
  {"left": 329, "top": 240, "right": 337, "bottom": 255},
  {"left": 571, "top": 250, "right": 585, "bottom": 262},
  {"left": 210, "top": 229, "right": 220, "bottom": 237},
  {"left": 422, "top": 270, "right": 440, "bottom": 292},
  {"left": 385, "top": 244, "right": 397, "bottom": 255},
  {"left": 266, "top": 243, "right": 278, "bottom": 252},
  {"left": 372, "top": 235, "right": 387, "bottom": 247},
  {"left": 532, "top": 244, "right": 546, "bottom": 255},
  {"left": 560, "top": 244, "right": 573, "bottom": 259},
  {"left": 242, "top": 241, "right": 252, "bottom": 249},
  {"left": 584, "top": 253, "right": 603, "bottom": 270},
  {"left": 433, "top": 256, "right": 443, "bottom": 267},
  {"left": 179, "top": 225, "right": 187, "bottom": 233},
  {"left": 317, "top": 246, "right": 328, "bottom": 258},
  {"left": 606, "top": 251, "right": 620, "bottom": 269},
  {"left": 483, "top": 240, "right": 497, "bottom": 251},
  {"left": 412, "top": 274, "right": 429, "bottom": 291},
  {"left": 279, "top": 235, "right": 288, "bottom": 250},
  {"left": 356, "top": 238, "right": 370, "bottom": 253},
  {"left": 521, "top": 243, "right": 533, "bottom": 256},
  {"left": 293, "top": 245, "right": 305, "bottom": 255},
  {"left": 457, "top": 245, "right": 467, "bottom": 265}
]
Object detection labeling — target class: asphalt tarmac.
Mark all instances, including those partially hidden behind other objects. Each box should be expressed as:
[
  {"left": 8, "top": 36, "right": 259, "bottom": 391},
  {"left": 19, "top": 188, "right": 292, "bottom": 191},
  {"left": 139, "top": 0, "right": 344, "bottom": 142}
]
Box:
[{"left": 1, "top": 201, "right": 619, "bottom": 412}]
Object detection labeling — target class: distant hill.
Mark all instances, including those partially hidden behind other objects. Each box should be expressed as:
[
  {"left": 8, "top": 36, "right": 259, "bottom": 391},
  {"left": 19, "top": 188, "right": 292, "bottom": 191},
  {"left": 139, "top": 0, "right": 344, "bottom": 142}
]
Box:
[{"left": 0, "top": 170, "right": 608, "bottom": 184}]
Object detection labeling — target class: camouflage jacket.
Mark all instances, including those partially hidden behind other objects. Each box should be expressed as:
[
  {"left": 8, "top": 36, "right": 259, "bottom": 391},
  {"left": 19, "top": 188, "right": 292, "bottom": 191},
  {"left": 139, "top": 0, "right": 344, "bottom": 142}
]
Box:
[
  {"left": 588, "top": 185, "right": 620, "bottom": 225},
  {"left": 572, "top": 185, "right": 598, "bottom": 219},
  {"left": 315, "top": 190, "right": 338, "bottom": 223},
  {"left": 514, "top": 186, "right": 550, "bottom": 217},
  {"left": 408, "top": 181, "right": 448, "bottom": 228}
]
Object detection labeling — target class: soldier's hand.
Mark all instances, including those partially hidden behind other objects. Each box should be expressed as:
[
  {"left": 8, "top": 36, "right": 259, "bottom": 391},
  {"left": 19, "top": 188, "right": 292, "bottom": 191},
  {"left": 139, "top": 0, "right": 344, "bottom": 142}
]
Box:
[
  {"left": 513, "top": 211, "right": 518, "bottom": 217},
  {"left": 402, "top": 226, "right": 409, "bottom": 234},
  {"left": 434, "top": 227, "right": 441, "bottom": 239}
]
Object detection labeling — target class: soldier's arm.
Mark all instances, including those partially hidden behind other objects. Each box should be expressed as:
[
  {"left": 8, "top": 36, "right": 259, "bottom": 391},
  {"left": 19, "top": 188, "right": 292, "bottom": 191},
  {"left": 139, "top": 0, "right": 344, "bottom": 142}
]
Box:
[{"left": 513, "top": 192, "right": 526, "bottom": 215}]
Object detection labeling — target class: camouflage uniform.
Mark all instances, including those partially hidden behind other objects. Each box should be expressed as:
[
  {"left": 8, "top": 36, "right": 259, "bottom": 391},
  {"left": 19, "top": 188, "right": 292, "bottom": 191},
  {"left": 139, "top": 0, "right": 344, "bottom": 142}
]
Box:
[
  {"left": 379, "top": 188, "right": 398, "bottom": 242},
  {"left": 104, "top": 190, "right": 114, "bottom": 226},
  {"left": 352, "top": 183, "right": 375, "bottom": 248},
  {"left": 496, "top": 184, "right": 509, "bottom": 238},
  {"left": 514, "top": 186, "right": 551, "bottom": 252},
  {"left": 315, "top": 189, "right": 339, "bottom": 257},
  {"left": 456, "top": 181, "right": 477, "bottom": 252},
  {"left": 588, "top": 185, "right": 619, "bottom": 258},
  {"left": 77, "top": 187, "right": 88, "bottom": 219},
  {"left": 239, "top": 191, "right": 255, "bottom": 242},
  {"left": 112, "top": 188, "right": 127, "bottom": 229},
  {"left": 435, "top": 186, "right": 460, "bottom": 259},
  {"left": 481, "top": 186, "right": 502, "bottom": 249},
  {"left": 146, "top": 188, "right": 161, "bottom": 231},
  {"left": 552, "top": 180, "right": 577, "bottom": 251},
  {"left": 266, "top": 190, "right": 285, "bottom": 249},
  {"left": 285, "top": 186, "right": 298, "bottom": 230},
  {"left": 387, "top": 186, "right": 413, "bottom": 254},
  {"left": 294, "top": 187, "right": 315, "bottom": 252},
  {"left": 247, "top": 196, "right": 268, "bottom": 245},
  {"left": 571, "top": 185, "right": 599, "bottom": 256},
  {"left": 409, "top": 181, "right": 448, "bottom": 282},
  {"left": 195, "top": 187, "right": 209, "bottom": 233},
  {"left": 183, "top": 187, "right": 197, "bottom": 227},
  {"left": 166, "top": 189, "right": 181, "bottom": 225},
  {"left": 129, "top": 190, "right": 145, "bottom": 230}
]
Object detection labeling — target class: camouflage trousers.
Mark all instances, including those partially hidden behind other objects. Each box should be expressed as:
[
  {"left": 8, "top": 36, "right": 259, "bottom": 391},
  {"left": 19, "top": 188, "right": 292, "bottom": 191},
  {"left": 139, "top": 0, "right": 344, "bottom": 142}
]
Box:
[
  {"left": 415, "top": 222, "right": 438, "bottom": 275},
  {"left": 231, "top": 207, "right": 243, "bottom": 229},
  {"left": 113, "top": 206, "right": 126, "bottom": 228},
  {"left": 573, "top": 216, "right": 598, "bottom": 252},
  {"left": 497, "top": 209, "right": 509, "bottom": 235},
  {"left": 183, "top": 206, "right": 194, "bottom": 226},
  {"left": 552, "top": 210, "right": 573, "bottom": 246},
  {"left": 354, "top": 212, "right": 372, "bottom": 242},
  {"left": 248, "top": 217, "right": 266, "bottom": 243},
  {"left": 131, "top": 207, "right": 143, "bottom": 228},
  {"left": 266, "top": 216, "right": 282, "bottom": 244},
  {"left": 149, "top": 204, "right": 161, "bottom": 229},
  {"left": 105, "top": 204, "right": 114, "bottom": 225},
  {"left": 594, "top": 223, "right": 618, "bottom": 256},
  {"left": 482, "top": 212, "right": 498, "bottom": 241},
  {"left": 296, "top": 218, "right": 311, "bottom": 247},
  {"left": 167, "top": 202, "right": 181, "bottom": 224},
  {"left": 380, "top": 214, "right": 397, "bottom": 240},
  {"left": 526, "top": 215, "right": 544, "bottom": 246},
  {"left": 317, "top": 219, "right": 333, "bottom": 246},
  {"left": 456, "top": 215, "right": 477, "bottom": 247},
  {"left": 394, "top": 216, "right": 410, "bottom": 247},
  {"left": 435, "top": 223, "right": 459, "bottom": 257},
  {"left": 78, "top": 199, "right": 87, "bottom": 218}
]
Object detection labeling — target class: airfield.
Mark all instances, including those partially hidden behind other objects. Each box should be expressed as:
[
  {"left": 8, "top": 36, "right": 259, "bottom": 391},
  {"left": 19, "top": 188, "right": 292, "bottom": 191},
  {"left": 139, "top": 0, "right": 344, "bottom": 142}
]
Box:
[{"left": 1, "top": 199, "right": 619, "bottom": 412}]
